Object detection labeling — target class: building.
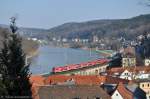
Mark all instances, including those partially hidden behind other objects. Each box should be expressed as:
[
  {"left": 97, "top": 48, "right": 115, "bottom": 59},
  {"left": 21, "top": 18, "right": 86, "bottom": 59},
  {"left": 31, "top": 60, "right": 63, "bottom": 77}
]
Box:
[
  {"left": 111, "top": 82, "right": 133, "bottom": 99},
  {"left": 136, "top": 72, "right": 150, "bottom": 79},
  {"left": 106, "top": 67, "right": 125, "bottom": 77},
  {"left": 52, "top": 59, "right": 109, "bottom": 76},
  {"left": 145, "top": 59, "right": 150, "bottom": 66},
  {"left": 139, "top": 80, "right": 150, "bottom": 99},
  {"left": 107, "top": 66, "right": 150, "bottom": 80},
  {"left": 30, "top": 75, "right": 129, "bottom": 99},
  {"left": 111, "top": 82, "right": 146, "bottom": 99},
  {"left": 122, "top": 57, "right": 136, "bottom": 67},
  {"left": 120, "top": 70, "right": 133, "bottom": 80},
  {"left": 44, "top": 75, "right": 129, "bottom": 85},
  {"left": 126, "top": 83, "right": 146, "bottom": 99},
  {"left": 121, "top": 46, "right": 136, "bottom": 67},
  {"left": 62, "top": 38, "right": 67, "bottom": 42},
  {"left": 38, "top": 85, "right": 111, "bottom": 99},
  {"left": 54, "top": 63, "right": 108, "bottom": 76},
  {"left": 93, "top": 35, "right": 99, "bottom": 43}
]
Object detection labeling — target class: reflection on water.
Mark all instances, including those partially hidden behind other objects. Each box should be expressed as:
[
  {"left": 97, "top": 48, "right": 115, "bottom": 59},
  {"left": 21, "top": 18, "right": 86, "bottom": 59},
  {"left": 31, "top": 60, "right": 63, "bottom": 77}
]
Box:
[{"left": 30, "top": 46, "right": 102, "bottom": 75}]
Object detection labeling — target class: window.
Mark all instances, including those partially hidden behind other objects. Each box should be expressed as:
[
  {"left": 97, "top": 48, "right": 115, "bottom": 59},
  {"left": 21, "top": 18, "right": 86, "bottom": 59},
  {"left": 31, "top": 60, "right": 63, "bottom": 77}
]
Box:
[
  {"left": 73, "top": 97, "right": 80, "bottom": 99},
  {"left": 142, "top": 84, "right": 144, "bottom": 87},
  {"left": 124, "top": 73, "right": 129, "bottom": 76},
  {"left": 94, "top": 96, "right": 101, "bottom": 99},
  {"left": 95, "top": 70, "right": 98, "bottom": 75},
  {"left": 116, "top": 93, "right": 118, "bottom": 96},
  {"left": 99, "top": 69, "right": 101, "bottom": 72}
]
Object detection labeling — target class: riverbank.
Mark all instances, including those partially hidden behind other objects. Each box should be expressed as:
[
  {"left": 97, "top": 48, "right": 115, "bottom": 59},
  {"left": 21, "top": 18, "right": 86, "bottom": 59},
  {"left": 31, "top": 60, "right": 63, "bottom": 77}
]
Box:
[
  {"left": 26, "top": 48, "right": 39, "bottom": 59},
  {"left": 94, "top": 50, "right": 115, "bottom": 58},
  {"left": 48, "top": 43, "right": 115, "bottom": 58},
  {"left": 23, "top": 39, "right": 40, "bottom": 58},
  {"left": 79, "top": 47, "right": 115, "bottom": 58}
]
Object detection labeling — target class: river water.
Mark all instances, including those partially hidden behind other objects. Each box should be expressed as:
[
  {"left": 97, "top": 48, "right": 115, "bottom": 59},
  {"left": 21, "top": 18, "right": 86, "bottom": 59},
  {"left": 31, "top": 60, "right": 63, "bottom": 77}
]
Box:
[{"left": 30, "top": 46, "right": 102, "bottom": 75}]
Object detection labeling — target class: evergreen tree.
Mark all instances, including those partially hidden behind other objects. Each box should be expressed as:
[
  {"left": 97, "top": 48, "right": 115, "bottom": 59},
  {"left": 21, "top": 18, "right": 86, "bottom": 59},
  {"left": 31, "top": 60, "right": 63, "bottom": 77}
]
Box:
[
  {"left": 0, "top": 17, "right": 32, "bottom": 98},
  {"left": 0, "top": 75, "right": 8, "bottom": 96}
]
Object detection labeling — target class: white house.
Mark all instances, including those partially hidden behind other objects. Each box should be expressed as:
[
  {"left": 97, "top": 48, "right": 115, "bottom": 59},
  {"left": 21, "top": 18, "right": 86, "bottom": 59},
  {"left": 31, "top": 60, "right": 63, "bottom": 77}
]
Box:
[
  {"left": 120, "top": 70, "right": 133, "bottom": 80},
  {"left": 62, "top": 38, "right": 67, "bottom": 42},
  {"left": 111, "top": 82, "right": 146, "bottom": 99},
  {"left": 111, "top": 90, "right": 123, "bottom": 99},
  {"left": 145, "top": 59, "right": 150, "bottom": 66},
  {"left": 120, "top": 68, "right": 150, "bottom": 80},
  {"left": 137, "top": 73, "right": 150, "bottom": 79},
  {"left": 136, "top": 70, "right": 150, "bottom": 79},
  {"left": 111, "top": 82, "right": 133, "bottom": 99}
]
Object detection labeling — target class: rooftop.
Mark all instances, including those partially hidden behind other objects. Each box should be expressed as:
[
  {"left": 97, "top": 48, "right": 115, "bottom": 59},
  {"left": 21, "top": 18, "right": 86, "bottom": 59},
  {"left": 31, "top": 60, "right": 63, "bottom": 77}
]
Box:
[
  {"left": 44, "top": 75, "right": 129, "bottom": 85},
  {"left": 115, "top": 82, "right": 133, "bottom": 99},
  {"left": 38, "top": 85, "right": 111, "bottom": 99},
  {"left": 107, "top": 66, "right": 150, "bottom": 75}
]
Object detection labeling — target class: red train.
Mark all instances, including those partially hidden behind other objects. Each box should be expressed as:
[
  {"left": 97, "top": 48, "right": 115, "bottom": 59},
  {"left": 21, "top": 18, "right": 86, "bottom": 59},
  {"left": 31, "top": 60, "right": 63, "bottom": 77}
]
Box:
[{"left": 52, "top": 59, "right": 109, "bottom": 73}]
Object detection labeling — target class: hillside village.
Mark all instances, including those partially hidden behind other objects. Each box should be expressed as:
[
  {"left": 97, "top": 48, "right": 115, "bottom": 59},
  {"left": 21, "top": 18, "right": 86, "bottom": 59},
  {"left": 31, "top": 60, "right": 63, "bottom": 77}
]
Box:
[
  {"left": 2, "top": 0, "right": 150, "bottom": 99},
  {"left": 30, "top": 32, "right": 150, "bottom": 99},
  {"left": 1, "top": 18, "right": 150, "bottom": 99}
]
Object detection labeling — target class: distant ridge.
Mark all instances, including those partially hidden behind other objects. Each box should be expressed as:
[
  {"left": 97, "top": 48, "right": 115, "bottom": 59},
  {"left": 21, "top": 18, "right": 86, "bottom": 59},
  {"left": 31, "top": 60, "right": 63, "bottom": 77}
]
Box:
[
  {"left": 0, "top": 24, "right": 47, "bottom": 38},
  {"left": 1, "top": 14, "right": 150, "bottom": 40},
  {"left": 47, "top": 14, "right": 150, "bottom": 39}
]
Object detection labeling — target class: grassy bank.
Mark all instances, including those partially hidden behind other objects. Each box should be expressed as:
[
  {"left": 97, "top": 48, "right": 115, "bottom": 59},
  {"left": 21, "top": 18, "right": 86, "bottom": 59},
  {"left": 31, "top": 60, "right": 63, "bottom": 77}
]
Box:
[{"left": 94, "top": 50, "right": 115, "bottom": 58}]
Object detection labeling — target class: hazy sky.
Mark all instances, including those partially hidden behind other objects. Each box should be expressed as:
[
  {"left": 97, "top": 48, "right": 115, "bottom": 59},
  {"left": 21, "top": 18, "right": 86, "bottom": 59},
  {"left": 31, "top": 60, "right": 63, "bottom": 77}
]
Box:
[{"left": 0, "top": 0, "right": 150, "bottom": 29}]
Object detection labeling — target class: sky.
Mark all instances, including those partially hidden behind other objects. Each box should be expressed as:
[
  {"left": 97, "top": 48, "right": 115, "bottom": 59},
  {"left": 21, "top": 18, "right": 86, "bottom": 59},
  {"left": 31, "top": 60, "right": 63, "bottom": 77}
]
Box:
[{"left": 0, "top": 0, "right": 150, "bottom": 29}]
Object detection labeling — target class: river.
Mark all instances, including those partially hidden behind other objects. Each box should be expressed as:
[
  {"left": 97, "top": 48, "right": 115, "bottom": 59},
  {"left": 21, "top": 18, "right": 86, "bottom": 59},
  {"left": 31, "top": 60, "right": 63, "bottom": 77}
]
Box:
[{"left": 30, "top": 46, "right": 102, "bottom": 75}]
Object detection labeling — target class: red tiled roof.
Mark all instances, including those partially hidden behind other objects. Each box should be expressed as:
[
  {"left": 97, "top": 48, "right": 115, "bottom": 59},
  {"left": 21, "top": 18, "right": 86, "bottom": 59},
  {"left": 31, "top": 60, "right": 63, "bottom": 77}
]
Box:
[
  {"left": 128, "top": 66, "right": 150, "bottom": 73},
  {"left": 106, "top": 67, "right": 124, "bottom": 75},
  {"left": 30, "top": 75, "right": 45, "bottom": 86},
  {"left": 45, "top": 75, "right": 129, "bottom": 85},
  {"left": 99, "top": 76, "right": 129, "bottom": 84},
  {"left": 38, "top": 85, "right": 111, "bottom": 99},
  {"left": 107, "top": 66, "right": 150, "bottom": 75},
  {"left": 30, "top": 75, "right": 128, "bottom": 99},
  {"left": 45, "top": 75, "right": 100, "bottom": 85},
  {"left": 115, "top": 82, "right": 133, "bottom": 99}
]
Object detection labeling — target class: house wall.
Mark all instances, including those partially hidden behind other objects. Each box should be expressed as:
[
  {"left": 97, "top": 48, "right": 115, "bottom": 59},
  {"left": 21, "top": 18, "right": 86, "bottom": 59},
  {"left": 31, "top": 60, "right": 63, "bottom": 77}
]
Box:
[
  {"left": 136, "top": 74, "right": 150, "bottom": 79},
  {"left": 122, "top": 58, "right": 136, "bottom": 67},
  {"left": 145, "top": 59, "right": 150, "bottom": 66},
  {"left": 72, "top": 64, "right": 108, "bottom": 76},
  {"left": 139, "top": 82, "right": 150, "bottom": 99},
  {"left": 56, "top": 64, "right": 108, "bottom": 76},
  {"left": 111, "top": 90, "right": 123, "bottom": 99}
]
